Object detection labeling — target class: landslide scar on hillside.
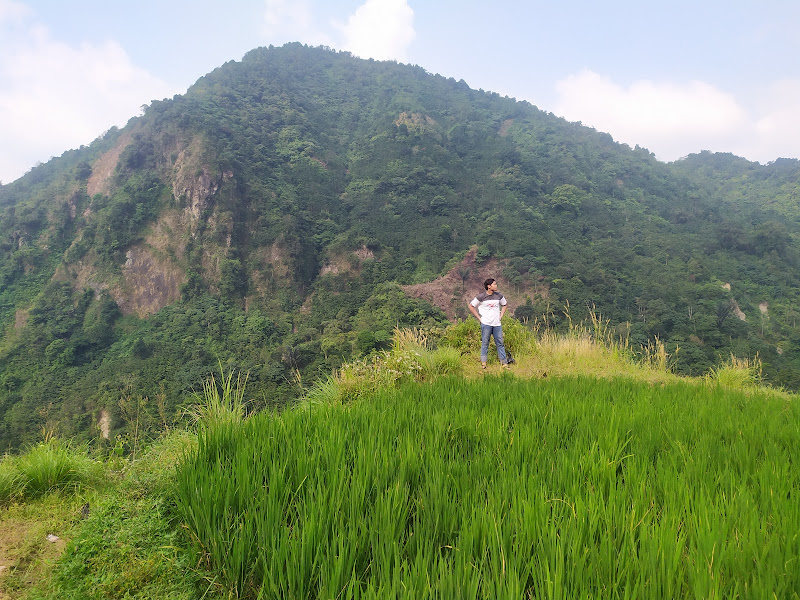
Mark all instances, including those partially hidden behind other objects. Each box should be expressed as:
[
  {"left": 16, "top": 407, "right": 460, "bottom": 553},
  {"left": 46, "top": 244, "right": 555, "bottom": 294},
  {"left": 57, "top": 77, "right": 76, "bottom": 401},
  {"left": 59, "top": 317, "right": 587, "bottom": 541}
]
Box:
[
  {"left": 402, "top": 248, "right": 545, "bottom": 320},
  {"left": 116, "top": 211, "right": 187, "bottom": 318},
  {"left": 87, "top": 130, "right": 135, "bottom": 197}
]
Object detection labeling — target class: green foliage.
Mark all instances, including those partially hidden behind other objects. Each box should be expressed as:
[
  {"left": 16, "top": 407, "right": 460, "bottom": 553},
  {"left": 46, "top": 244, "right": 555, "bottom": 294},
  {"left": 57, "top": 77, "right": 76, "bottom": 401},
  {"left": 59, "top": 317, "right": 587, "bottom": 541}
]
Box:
[
  {"left": 0, "top": 293, "right": 300, "bottom": 451},
  {"left": 4, "top": 430, "right": 201, "bottom": 600},
  {"left": 0, "top": 437, "right": 106, "bottom": 504},
  {"left": 547, "top": 183, "right": 586, "bottom": 212},
  {"left": 186, "top": 365, "right": 248, "bottom": 429},
  {"left": 91, "top": 172, "right": 168, "bottom": 264},
  {"left": 351, "top": 283, "right": 449, "bottom": 342},
  {"left": 437, "top": 317, "right": 537, "bottom": 363},
  {"left": 3, "top": 44, "right": 800, "bottom": 452},
  {"left": 121, "top": 429, "right": 196, "bottom": 497},
  {"left": 0, "top": 459, "right": 23, "bottom": 504},
  {"left": 705, "top": 353, "right": 764, "bottom": 389},
  {"left": 414, "top": 345, "right": 462, "bottom": 377},
  {"left": 499, "top": 316, "right": 537, "bottom": 357},
  {"left": 303, "top": 327, "right": 463, "bottom": 405},
  {"left": 47, "top": 495, "right": 201, "bottom": 600},
  {"left": 438, "top": 318, "right": 481, "bottom": 354},
  {"left": 176, "top": 376, "right": 800, "bottom": 598}
]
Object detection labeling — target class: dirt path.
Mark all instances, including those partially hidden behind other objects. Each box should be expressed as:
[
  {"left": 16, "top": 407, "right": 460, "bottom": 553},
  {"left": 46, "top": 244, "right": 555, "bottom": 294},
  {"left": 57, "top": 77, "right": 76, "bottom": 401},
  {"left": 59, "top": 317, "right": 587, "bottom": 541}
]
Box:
[
  {"left": 0, "top": 505, "right": 68, "bottom": 599},
  {"left": 0, "top": 517, "right": 32, "bottom": 599}
]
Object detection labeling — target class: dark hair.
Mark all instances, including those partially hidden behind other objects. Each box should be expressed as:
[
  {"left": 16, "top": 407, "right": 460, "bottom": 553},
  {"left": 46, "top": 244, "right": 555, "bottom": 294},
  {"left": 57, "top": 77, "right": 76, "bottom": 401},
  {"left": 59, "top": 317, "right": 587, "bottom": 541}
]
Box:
[{"left": 483, "top": 278, "right": 495, "bottom": 290}]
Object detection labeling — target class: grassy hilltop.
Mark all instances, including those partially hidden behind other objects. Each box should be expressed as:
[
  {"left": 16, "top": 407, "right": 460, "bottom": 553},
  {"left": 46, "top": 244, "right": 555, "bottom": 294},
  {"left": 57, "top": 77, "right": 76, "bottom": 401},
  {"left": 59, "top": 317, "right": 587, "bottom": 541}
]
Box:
[{"left": 1, "top": 322, "right": 798, "bottom": 599}]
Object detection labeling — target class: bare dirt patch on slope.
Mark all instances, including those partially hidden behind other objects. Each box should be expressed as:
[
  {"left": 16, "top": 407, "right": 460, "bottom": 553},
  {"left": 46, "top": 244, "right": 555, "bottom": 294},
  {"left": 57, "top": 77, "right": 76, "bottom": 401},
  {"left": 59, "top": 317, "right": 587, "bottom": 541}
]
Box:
[
  {"left": 402, "top": 247, "right": 546, "bottom": 320},
  {"left": 0, "top": 505, "right": 69, "bottom": 599},
  {"left": 87, "top": 130, "right": 135, "bottom": 198}
]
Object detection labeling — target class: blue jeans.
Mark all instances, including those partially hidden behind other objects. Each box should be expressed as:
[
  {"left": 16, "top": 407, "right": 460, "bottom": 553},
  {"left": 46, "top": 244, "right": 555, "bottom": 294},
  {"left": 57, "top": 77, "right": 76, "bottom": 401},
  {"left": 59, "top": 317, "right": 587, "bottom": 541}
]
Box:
[{"left": 481, "top": 324, "right": 507, "bottom": 364}]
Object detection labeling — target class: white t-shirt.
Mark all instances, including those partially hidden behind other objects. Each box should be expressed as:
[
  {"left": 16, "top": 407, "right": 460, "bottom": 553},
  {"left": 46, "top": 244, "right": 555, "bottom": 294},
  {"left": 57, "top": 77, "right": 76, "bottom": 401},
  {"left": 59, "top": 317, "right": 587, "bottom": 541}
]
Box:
[{"left": 470, "top": 292, "right": 507, "bottom": 326}]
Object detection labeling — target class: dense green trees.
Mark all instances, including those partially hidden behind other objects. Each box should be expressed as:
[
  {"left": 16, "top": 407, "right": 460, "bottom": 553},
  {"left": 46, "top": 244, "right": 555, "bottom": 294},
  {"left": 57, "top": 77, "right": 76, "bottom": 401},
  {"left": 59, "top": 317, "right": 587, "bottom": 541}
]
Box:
[{"left": 1, "top": 44, "right": 800, "bottom": 450}]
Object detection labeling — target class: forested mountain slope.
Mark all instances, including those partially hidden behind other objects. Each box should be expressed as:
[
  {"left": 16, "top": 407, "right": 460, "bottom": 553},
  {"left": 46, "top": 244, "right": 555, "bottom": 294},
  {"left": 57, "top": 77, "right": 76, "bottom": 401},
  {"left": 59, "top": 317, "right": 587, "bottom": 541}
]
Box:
[{"left": 0, "top": 43, "right": 798, "bottom": 450}]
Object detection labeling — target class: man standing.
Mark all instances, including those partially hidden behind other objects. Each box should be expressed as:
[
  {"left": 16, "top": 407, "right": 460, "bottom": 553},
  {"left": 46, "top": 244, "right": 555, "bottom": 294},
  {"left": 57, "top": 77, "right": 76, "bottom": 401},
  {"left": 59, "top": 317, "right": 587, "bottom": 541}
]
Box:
[{"left": 468, "top": 278, "right": 509, "bottom": 369}]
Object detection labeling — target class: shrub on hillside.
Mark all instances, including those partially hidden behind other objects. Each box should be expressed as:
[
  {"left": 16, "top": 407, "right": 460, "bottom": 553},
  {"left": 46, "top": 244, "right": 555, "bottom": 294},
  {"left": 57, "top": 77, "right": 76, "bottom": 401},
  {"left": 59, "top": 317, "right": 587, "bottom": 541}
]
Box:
[
  {"left": 706, "top": 354, "right": 763, "bottom": 389},
  {"left": 304, "top": 328, "right": 464, "bottom": 405},
  {"left": 0, "top": 438, "right": 106, "bottom": 503},
  {"left": 439, "top": 317, "right": 536, "bottom": 361}
]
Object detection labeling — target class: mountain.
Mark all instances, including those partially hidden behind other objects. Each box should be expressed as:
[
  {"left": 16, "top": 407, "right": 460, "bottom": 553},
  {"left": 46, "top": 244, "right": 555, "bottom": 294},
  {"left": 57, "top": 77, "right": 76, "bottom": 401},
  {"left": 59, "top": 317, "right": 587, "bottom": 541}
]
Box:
[{"left": 1, "top": 43, "right": 799, "bottom": 450}]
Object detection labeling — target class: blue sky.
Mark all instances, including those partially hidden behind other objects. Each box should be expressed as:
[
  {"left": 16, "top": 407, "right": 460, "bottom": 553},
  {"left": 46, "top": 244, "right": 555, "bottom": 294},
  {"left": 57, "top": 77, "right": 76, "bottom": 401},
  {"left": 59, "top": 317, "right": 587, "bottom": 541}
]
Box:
[{"left": 1, "top": 0, "right": 799, "bottom": 183}]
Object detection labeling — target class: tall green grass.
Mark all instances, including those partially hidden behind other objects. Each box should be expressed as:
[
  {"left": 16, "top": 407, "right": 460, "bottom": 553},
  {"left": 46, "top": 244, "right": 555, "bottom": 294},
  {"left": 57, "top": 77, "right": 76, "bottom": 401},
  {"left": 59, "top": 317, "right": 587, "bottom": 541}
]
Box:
[
  {"left": 176, "top": 376, "right": 800, "bottom": 599},
  {"left": 303, "top": 327, "right": 463, "bottom": 405},
  {"left": 706, "top": 353, "right": 763, "bottom": 389},
  {"left": 439, "top": 311, "right": 684, "bottom": 382},
  {"left": 185, "top": 364, "right": 248, "bottom": 428},
  {"left": 0, "top": 438, "right": 105, "bottom": 504}
]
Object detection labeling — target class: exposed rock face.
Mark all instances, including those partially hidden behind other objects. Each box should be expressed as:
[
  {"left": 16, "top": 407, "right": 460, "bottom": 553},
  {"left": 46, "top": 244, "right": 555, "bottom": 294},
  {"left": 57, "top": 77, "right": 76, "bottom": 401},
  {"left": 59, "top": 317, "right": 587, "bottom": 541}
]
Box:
[
  {"left": 77, "top": 134, "right": 238, "bottom": 318},
  {"left": 249, "top": 242, "right": 291, "bottom": 298},
  {"left": 117, "top": 245, "right": 185, "bottom": 318},
  {"left": 87, "top": 130, "right": 134, "bottom": 197},
  {"left": 170, "top": 137, "right": 233, "bottom": 220},
  {"left": 173, "top": 167, "right": 219, "bottom": 220},
  {"left": 98, "top": 409, "right": 111, "bottom": 439},
  {"left": 60, "top": 209, "right": 191, "bottom": 319},
  {"left": 353, "top": 245, "right": 374, "bottom": 261},
  {"left": 732, "top": 300, "right": 747, "bottom": 321},
  {"left": 319, "top": 245, "right": 376, "bottom": 277},
  {"left": 114, "top": 209, "right": 190, "bottom": 317},
  {"left": 395, "top": 112, "right": 440, "bottom": 138},
  {"left": 58, "top": 253, "right": 108, "bottom": 296},
  {"left": 14, "top": 309, "right": 28, "bottom": 330}
]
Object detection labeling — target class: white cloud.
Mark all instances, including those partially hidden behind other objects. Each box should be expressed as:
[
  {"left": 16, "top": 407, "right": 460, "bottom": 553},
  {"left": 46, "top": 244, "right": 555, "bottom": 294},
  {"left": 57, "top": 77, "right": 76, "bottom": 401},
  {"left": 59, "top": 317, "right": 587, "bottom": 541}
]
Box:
[
  {"left": 0, "top": 0, "right": 30, "bottom": 22},
  {"left": 338, "top": 0, "right": 415, "bottom": 62},
  {"left": 262, "top": 0, "right": 415, "bottom": 62},
  {"left": 264, "top": 0, "right": 310, "bottom": 32},
  {"left": 554, "top": 70, "right": 752, "bottom": 162},
  {"left": 749, "top": 79, "right": 800, "bottom": 162},
  {"left": 262, "top": 0, "right": 332, "bottom": 47},
  {"left": 0, "top": 8, "right": 173, "bottom": 184}
]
